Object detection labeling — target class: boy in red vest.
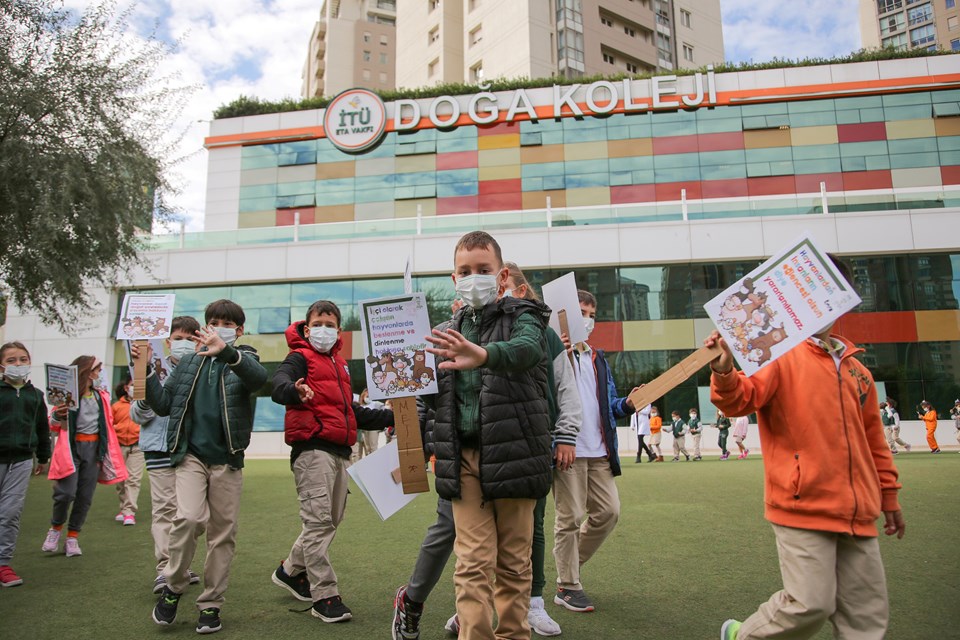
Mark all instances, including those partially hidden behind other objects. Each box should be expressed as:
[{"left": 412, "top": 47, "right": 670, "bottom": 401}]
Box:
[{"left": 270, "top": 300, "right": 393, "bottom": 623}]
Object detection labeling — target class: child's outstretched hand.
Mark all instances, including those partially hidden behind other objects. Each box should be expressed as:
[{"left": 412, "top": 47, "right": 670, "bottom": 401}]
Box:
[
  {"left": 883, "top": 509, "right": 906, "bottom": 539},
  {"left": 426, "top": 328, "right": 488, "bottom": 371},
  {"left": 196, "top": 326, "right": 227, "bottom": 357},
  {"left": 704, "top": 330, "right": 735, "bottom": 374}
]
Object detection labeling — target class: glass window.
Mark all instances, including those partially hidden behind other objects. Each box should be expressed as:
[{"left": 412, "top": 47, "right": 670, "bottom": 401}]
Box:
[
  {"left": 907, "top": 3, "right": 932, "bottom": 25},
  {"left": 910, "top": 23, "right": 936, "bottom": 45}
]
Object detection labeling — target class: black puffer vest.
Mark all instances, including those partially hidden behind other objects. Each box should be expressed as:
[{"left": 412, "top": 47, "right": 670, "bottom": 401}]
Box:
[{"left": 432, "top": 297, "right": 553, "bottom": 501}]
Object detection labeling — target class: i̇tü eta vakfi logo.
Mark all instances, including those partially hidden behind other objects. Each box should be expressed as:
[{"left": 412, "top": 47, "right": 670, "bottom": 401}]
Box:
[{"left": 323, "top": 88, "right": 387, "bottom": 153}]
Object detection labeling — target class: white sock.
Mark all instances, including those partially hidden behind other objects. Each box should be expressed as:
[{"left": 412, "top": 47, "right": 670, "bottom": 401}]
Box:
[{"left": 530, "top": 596, "right": 544, "bottom": 609}]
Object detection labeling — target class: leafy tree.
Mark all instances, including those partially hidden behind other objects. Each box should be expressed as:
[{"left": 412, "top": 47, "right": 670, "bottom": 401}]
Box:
[{"left": 0, "top": 0, "right": 188, "bottom": 332}]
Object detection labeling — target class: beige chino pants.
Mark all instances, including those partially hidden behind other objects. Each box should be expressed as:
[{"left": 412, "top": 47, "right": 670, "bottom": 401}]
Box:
[{"left": 116, "top": 444, "right": 145, "bottom": 516}]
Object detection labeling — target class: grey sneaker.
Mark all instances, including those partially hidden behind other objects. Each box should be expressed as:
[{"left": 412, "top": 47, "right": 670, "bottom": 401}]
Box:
[
  {"left": 554, "top": 587, "right": 595, "bottom": 612},
  {"left": 153, "top": 574, "right": 167, "bottom": 594}
]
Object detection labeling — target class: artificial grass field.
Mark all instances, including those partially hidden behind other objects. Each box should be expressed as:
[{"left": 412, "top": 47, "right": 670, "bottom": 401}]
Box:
[{"left": 1, "top": 454, "right": 957, "bottom": 639}]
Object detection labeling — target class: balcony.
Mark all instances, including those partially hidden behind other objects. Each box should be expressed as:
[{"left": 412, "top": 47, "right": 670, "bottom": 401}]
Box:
[{"left": 149, "top": 186, "right": 960, "bottom": 251}]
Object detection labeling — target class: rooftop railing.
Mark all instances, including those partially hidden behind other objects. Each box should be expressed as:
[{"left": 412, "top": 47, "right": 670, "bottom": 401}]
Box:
[{"left": 147, "top": 185, "right": 960, "bottom": 251}]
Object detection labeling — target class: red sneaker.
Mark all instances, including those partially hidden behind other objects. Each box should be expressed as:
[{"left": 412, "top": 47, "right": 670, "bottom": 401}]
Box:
[{"left": 0, "top": 565, "right": 23, "bottom": 587}]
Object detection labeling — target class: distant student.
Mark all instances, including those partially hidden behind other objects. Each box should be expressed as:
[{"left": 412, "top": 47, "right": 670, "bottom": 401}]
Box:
[
  {"left": 687, "top": 408, "right": 702, "bottom": 461},
  {"left": 0, "top": 342, "right": 51, "bottom": 587},
  {"left": 649, "top": 407, "right": 664, "bottom": 462},
  {"left": 271, "top": 300, "right": 393, "bottom": 623},
  {"left": 630, "top": 404, "right": 656, "bottom": 463},
  {"left": 422, "top": 231, "right": 552, "bottom": 640},
  {"left": 350, "top": 388, "right": 385, "bottom": 463},
  {"left": 668, "top": 410, "right": 690, "bottom": 462},
  {"left": 917, "top": 400, "right": 940, "bottom": 453},
  {"left": 44, "top": 356, "right": 125, "bottom": 557},
  {"left": 950, "top": 399, "right": 960, "bottom": 452},
  {"left": 146, "top": 299, "right": 268, "bottom": 634},
  {"left": 708, "top": 254, "right": 905, "bottom": 640},
  {"left": 715, "top": 409, "right": 731, "bottom": 460},
  {"left": 883, "top": 399, "right": 909, "bottom": 454},
  {"left": 112, "top": 379, "right": 144, "bottom": 526},
  {"left": 130, "top": 315, "right": 203, "bottom": 594},
  {"left": 732, "top": 415, "right": 750, "bottom": 459}
]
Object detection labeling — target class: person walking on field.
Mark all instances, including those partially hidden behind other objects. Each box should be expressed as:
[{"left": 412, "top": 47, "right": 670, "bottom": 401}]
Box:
[
  {"left": 631, "top": 404, "right": 656, "bottom": 463},
  {"left": 112, "top": 379, "right": 144, "bottom": 526},
  {"left": 917, "top": 400, "right": 940, "bottom": 453},
  {"left": 715, "top": 410, "right": 732, "bottom": 460},
  {"left": 951, "top": 399, "right": 960, "bottom": 452},
  {"left": 731, "top": 415, "right": 750, "bottom": 459},
  {"left": 649, "top": 407, "right": 664, "bottom": 462}
]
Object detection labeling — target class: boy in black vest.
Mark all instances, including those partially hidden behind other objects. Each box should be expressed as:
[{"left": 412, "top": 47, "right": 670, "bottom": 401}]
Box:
[{"left": 423, "top": 231, "right": 551, "bottom": 640}]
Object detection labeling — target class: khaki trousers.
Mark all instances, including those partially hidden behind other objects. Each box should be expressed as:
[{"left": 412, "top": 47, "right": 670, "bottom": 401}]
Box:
[
  {"left": 283, "top": 449, "right": 349, "bottom": 600},
  {"left": 739, "top": 524, "right": 889, "bottom": 640},
  {"left": 164, "top": 454, "right": 243, "bottom": 610},
  {"left": 650, "top": 432, "right": 662, "bottom": 457},
  {"left": 148, "top": 466, "right": 178, "bottom": 573},
  {"left": 672, "top": 435, "right": 689, "bottom": 458},
  {"left": 116, "top": 444, "right": 145, "bottom": 516},
  {"left": 690, "top": 433, "right": 702, "bottom": 458},
  {"left": 552, "top": 456, "right": 620, "bottom": 591},
  {"left": 452, "top": 448, "right": 535, "bottom": 640}
]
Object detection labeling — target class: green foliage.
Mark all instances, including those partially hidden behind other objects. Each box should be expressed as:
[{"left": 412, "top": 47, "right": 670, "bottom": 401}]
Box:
[
  {"left": 0, "top": 0, "right": 191, "bottom": 332},
  {"left": 213, "top": 48, "right": 958, "bottom": 120}
]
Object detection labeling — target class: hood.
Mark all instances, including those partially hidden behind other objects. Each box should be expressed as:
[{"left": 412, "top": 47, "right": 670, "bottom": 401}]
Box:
[{"left": 284, "top": 320, "right": 343, "bottom": 356}]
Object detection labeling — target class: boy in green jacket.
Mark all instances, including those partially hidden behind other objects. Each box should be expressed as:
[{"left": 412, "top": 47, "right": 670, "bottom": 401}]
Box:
[{"left": 142, "top": 299, "right": 267, "bottom": 634}]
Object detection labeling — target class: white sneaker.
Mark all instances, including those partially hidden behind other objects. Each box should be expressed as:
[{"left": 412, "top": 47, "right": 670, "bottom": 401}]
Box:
[
  {"left": 64, "top": 537, "right": 82, "bottom": 557},
  {"left": 444, "top": 613, "right": 460, "bottom": 635},
  {"left": 41, "top": 528, "right": 61, "bottom": 552},
  {"left": 528, "top": 596, "right": 562, "bottom": 636},
  {"left": 115, "top": 513, "right": 124, "bottom": 522}
]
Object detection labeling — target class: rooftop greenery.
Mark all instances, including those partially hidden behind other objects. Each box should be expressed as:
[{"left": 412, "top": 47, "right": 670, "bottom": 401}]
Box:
[{"left": 213, "top": 48, "right": 957, "bottom": 120}]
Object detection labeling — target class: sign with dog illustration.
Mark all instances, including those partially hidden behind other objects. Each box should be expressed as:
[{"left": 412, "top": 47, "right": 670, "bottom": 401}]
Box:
[
  {"left": 358, "top": 292, "right": 438, "bottom": 401},
  {"left": 703, "top": 233, "right": 861, "bottom": 376}
]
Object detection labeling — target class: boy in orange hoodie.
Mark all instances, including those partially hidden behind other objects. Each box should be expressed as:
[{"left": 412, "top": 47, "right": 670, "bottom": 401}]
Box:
[{"left": 708, "top": 257, "right": 905, "bottom": 640}]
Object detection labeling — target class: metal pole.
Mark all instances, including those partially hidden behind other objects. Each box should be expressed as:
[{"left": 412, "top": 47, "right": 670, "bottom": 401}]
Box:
[
  {"left": 820, "top": 181, "right": 829, "bottom": 215},
  {"left": 294, "top": 210, "right": 300, "bottom": 242},
  {"left": 546, "top": 196, "right": 553, "bottom": 228},
  {"left": 416, "top": 204, "right": 423, "bottom": 235},
  {"left": 681, "top": 188, "right": 688, "bottom": 221}
]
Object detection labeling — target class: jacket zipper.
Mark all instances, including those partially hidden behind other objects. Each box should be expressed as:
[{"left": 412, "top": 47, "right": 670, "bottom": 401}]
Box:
[
  {"left": 170, "top": 360, "right": 202, "bottom": 455},
  {"left": 836, "top": 361, "right": 859, "bottom": 534},
  {"left": 332, "top": 354, "right": 351, "bottom": 445},
  {"left": 221, "top": 374, "right": 237, "bottom": 454}
]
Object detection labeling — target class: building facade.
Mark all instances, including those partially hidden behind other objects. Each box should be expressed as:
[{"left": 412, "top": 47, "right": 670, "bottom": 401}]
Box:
[
  {"left": 395, "top": 0, "right": 724, "bottom": 90},
  {"left": 301, "top": 0, "right": 398, "bottom": 99},
  {"left": 7, "top": 55, "right": 960, "bottom": 454},
  {"left": 860, "top": 0, "right": 960, "bottom": 52}
]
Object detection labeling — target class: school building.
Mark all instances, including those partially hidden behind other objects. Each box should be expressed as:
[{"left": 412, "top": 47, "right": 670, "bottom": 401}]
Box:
[{"left": 7, "top": 54, "right": 960, "bottom": 455}]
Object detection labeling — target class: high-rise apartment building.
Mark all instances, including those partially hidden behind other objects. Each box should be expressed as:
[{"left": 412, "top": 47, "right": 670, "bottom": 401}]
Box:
[
  {"left": 395, "top": 0, "right": 724, "bottom": 90},
  {"left": 301, "top": 0, "right": 398, "bottom": 99},
  {"left": 860, "top": 0, "right": 960, "bottom": 52}
]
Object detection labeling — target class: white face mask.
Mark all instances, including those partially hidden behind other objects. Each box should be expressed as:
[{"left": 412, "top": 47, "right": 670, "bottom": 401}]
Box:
[
  {"left": 214, "top": 326, "right": 237, "bottom": 346},
  {"left": 502, "top": 289, "right": 514, "bottom": 298},
  {"left": 690, "top": 413, "right": 697, "bottom": 419},
  {"left": 170, "top": 339, "right": 195, "bottom": 361},
  {"left": 456, "top": 274, "right": 499, "bottom": 309},
  {"left": 583, "top": 317, "right": 595, "bottom": 338},
  {"left": 308, "top": 326, "right": 339, "bottom": 353},
  {"left": 2, "top": 364, "right": 30, "bottom": 384}
]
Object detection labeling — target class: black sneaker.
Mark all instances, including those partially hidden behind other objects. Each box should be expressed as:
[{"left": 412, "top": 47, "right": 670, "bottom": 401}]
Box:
[
  {"left": 152, "top": 586, "right": 181, "bottom": 625},
  {"left": 554, "top": 587, "right": 595, "bottom": 612},
  {"left": 312, "top": 595, "right": 353, "bottom": 623},
  {"left": 272, "top": 562, "right": 312, "bottom": 602},
  {"left": 196, "top": 607, "right": 222, "bottom": 634},
  {"left": 392, "top": 585, "right": 422, "bottom": 640}
]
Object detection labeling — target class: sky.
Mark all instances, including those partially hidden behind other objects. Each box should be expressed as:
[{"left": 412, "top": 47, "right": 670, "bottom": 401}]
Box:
[{"left": 64, "top": 0, "right": 863, "bottom": 232}]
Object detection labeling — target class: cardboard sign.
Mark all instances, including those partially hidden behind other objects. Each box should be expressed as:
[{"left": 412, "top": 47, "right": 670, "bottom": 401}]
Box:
[
  {"left": 627, "top": 344, "right": 724, "bottom": 411},
  {"left": 116, "top": 294, "right": 176, "bottom": 340},
  {"left": 346, "top": 441, "right": 421, "bottom": 520},
  {"left": 358, "top": 293, "right": 438, "bottom": 401},
  {"left": 542, "top": 272, "right": 587, "bottom": 345},
  {"left": 703, "top": 233, "right": 861, "bottom": 376},
  {"left": 125, "top": 338, "right": 171, "bottom": 400},
  {"left": 45, "top": 364, "right": 79, "bottom": 410}
]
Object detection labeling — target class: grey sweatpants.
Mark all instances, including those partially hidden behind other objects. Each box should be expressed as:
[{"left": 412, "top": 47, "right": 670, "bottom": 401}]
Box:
[
  {"left": 406, "top": 497, "right": 455, "bottom": 603},
  {"left": 0, "top": 460, "right": 33, "bottom": 564},
  {"left": 51, "top": 440, "right": 100, "bottom": 533}
]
